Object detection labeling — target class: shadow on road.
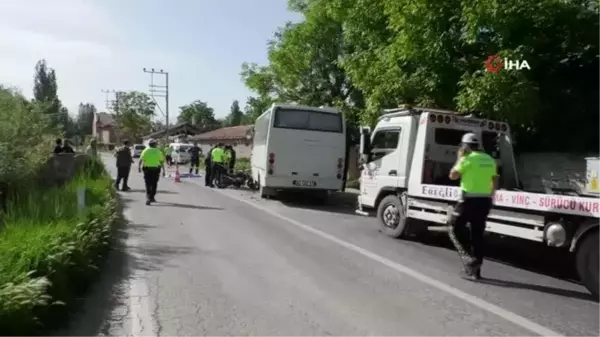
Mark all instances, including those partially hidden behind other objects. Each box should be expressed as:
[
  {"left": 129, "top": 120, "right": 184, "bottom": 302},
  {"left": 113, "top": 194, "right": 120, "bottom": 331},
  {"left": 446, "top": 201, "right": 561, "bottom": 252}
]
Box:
[
  {"left": 151, "top": 202, "right": 223, "bottom": 210},
  {"left": 466, "top": 277, "right": 598, "bottom": 302},
  {"left": 124, "top": 188, "right": 179, "bottom": 195},
  {"left": 57, "top": 197, "right": 201, "bottom": 336},
  {"left": 278, "top": 191, "right": 370, "bottom": 217},
  {"left": 414, "top": 233, "right": 575, "bottom": 278},
  {"left": 407, "top": 231, "right": 598, "bottom": 301},
  {"left": 128, "top": 244, "right": 198, "bottom": 272}
]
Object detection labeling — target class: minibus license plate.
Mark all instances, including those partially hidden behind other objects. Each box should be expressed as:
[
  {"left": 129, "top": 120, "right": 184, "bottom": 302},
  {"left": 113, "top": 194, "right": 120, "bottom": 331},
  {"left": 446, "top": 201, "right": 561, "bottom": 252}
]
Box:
[{"left": 293, "top": 180, "right": 316, "bottom": 187}]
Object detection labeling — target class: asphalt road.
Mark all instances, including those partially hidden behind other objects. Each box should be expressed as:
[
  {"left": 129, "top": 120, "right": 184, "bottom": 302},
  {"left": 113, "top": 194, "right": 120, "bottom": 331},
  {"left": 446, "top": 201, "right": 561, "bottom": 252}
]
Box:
[{"left": 63, "top": 156, "right": 599, "bottom": 336}]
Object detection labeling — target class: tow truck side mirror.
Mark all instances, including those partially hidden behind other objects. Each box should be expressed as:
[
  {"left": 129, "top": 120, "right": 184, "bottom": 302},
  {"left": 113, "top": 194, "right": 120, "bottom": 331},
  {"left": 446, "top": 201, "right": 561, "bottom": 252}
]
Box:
[{"left": 359, "top": 127, "right": 371, "bottom": 156}]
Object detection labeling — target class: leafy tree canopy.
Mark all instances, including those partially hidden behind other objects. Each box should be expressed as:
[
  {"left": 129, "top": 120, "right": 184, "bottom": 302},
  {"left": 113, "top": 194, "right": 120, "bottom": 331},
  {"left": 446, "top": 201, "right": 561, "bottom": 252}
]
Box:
[{"left": 241, "top": 0, "right": 599, "bottom": 152}]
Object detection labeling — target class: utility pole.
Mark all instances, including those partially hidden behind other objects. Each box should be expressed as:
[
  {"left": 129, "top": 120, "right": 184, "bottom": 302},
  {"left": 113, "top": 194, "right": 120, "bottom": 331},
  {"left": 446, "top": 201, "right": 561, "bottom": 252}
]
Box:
[
  {"left": 143, "top": 68, "right": 169, "bottom": 144},
  {"left": 101, "top": 89, "right": 122, "bottom": 145}
]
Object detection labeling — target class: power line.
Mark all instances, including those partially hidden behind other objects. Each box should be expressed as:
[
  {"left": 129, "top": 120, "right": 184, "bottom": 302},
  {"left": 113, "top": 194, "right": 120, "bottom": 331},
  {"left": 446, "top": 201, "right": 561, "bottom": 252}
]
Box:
[
  {"left": 143, "top": 68, "right": 169, "bottom": 142},
  {"left": 100, "top": 89, "right": 122, "bottom": 144}
]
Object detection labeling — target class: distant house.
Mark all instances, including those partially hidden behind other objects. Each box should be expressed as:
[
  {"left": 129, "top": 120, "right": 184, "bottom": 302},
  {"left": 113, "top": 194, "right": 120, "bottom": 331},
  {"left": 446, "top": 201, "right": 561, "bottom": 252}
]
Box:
[
  {"left": 190, "top": 125, "right": 254, "bottom": 158},
  {"left": 142, "top": 122, "right": 204, "bottom": 144},
  {"left": 92, "top": 112, "right": 117, "bottom": 144}
]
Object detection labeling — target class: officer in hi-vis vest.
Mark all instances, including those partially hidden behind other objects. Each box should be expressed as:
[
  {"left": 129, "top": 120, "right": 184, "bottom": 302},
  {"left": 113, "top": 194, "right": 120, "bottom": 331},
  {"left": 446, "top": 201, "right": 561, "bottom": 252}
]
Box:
[{"left": 448, "top": 133, "right": 498, "bottom": 280}]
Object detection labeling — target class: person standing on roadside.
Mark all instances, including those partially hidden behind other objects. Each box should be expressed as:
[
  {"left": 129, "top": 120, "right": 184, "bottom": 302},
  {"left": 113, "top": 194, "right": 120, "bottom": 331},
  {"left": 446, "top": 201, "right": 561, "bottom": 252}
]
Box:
[
  {"left": 210, "top": 143, "right": 226, "bottom": 186},
  {"left": 62, "top": 140, "right": 75, "bottom": 153},
  {"left": 165, "top": 144, "right": 174, "bottom": 167},
  {"left": 86, "top": 138, "right": 98, "bottom": 157},
  {"left": 224, "top": 145, "right": 236, "bottom": 173},
  {"left": 188, "top": 141, "right": 203, "bottom": 175},
  {"left": 138, "top": 138, "right": 166, "bottom": 205},
  {"left": 114, "top": 140, "right": 134, "bottom": 191},
  {"left": 448, "top": 133, "right": 498, "bottom": 280},
  {"left": 204, "top": 144, "right": 217, "bottom": 187},
  {"left": 53, "top": 138, "right": 63, "bottom": 154}
]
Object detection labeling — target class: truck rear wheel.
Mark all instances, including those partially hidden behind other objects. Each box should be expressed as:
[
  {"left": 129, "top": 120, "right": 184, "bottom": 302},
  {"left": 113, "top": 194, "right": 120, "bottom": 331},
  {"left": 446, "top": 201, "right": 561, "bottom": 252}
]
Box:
[
  {"left": 576, "top": 231, "right": 599, "bottom": 297},
  {"left": 377, "top": 194, "right": 408, "bottom": 238}
]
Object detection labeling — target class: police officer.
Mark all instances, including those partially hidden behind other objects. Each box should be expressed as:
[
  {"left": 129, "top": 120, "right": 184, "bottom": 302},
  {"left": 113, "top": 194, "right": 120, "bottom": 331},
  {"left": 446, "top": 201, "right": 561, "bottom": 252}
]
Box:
[
  {"left": 165, "top": 144, "right": 174, "bottom": 167},
  {"left": 224, "top": 145, "right": 236, "bottom": 172},
  {"left": 188, "top": 141, "right": 202, "bottom": 175},
  {"left": 138, "top": 138, "right": 166, "bottom": 205},
  {"left": 114, "top": 140, "right": 133, "bottom": 191},
  {"left": 223, "top": 145, "right": 232, "bottom": 173},
  {"left": 448, "top": 133, "right": 498, "bottom": 279},
  {"left": 204, "top": 144, "right": 217, "bottom": 187},
  {"left": 211, "top": 143, "right": 226, "bottom": 187}
]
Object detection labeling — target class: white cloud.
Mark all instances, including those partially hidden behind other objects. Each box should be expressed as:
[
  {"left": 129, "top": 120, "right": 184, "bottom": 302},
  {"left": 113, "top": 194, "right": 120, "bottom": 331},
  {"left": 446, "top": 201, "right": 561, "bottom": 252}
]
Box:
[{"left": 0, "top": 0, "right": 188, "bottom": 116}]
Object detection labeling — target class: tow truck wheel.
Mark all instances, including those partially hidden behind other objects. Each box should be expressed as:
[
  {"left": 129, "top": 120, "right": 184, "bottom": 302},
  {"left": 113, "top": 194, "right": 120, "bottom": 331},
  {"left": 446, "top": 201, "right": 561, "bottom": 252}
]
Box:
[
  {"left": 377, "top": 194, "right": 408, "bottom": 238},
  {"left": 576, "top": 231, "right": 599, "bottom": 297}
]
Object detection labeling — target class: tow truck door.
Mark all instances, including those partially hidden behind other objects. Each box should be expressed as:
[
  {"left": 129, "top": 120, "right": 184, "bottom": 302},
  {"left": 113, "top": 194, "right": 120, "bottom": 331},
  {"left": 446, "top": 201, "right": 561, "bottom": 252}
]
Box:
[{"left": 361, "top": 126, "right": 403, "bottom": 206}]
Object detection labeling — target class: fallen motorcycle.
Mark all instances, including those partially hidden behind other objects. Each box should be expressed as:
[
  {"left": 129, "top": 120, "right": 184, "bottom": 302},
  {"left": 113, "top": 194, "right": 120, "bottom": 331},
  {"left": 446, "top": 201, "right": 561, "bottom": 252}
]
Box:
[{"left": 213, "top": 170, "right": 252, "bottom": 189}]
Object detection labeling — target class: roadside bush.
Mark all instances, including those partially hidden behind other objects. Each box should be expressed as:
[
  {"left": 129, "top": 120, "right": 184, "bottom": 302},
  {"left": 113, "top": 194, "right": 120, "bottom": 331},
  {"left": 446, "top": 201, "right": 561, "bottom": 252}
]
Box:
[
  {"left": 0, "top": 156, "right": 118, "bottom": 335},
  {"left": 0, "top": 87, "right": 57, "bottom": 192},
  {"left": 235, "top": 157, "right": 250, "bottom": 172}
]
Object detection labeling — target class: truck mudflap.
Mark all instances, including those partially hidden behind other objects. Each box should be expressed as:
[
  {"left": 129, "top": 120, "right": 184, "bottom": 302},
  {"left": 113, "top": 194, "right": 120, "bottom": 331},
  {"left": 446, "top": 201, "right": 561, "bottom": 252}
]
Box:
[{"left": 415, "top": 184, "right": 600, "bottom": 219}]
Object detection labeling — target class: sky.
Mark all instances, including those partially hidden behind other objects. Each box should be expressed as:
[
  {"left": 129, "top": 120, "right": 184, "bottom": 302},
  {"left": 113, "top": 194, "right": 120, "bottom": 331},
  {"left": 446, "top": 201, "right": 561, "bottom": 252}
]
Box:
[{"left": 0, "top": 0, "right": 302, "bottom": 120}]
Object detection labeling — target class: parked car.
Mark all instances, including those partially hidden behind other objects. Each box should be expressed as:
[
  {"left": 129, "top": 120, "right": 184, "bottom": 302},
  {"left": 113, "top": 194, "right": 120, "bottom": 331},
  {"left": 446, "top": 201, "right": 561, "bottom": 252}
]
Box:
[
  {"left": 169, "top": 143, "right": 192, "bottom": 164},
  {"left": 132, "top": 144, "right": 145, "bottom": 158}
]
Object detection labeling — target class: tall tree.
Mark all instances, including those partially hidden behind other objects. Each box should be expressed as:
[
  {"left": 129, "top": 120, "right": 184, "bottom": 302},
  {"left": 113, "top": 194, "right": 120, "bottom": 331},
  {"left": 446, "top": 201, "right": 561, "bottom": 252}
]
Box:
[
  {"left": 57, "top": 107, "right": 77, "bottom": 139},
  {"left": 240, "top": 1, "right": 364, "bottom": 125},
  {"left": 226, "top": 100, "right": 244, "bottom": 126},
  {"left": 242, "top": 96, "right": 273, "bottom": 123},
  {"left": 76, "top": 103, "right": 96, "bottom": 136},
  {"left": 151, "top": 119, "right": 165, "bottom": 132},
  {"left": 241, "top": 0, "right": 598, "bottom": 151},
  {"left": 177, "top": 100, "right": 220, "bottom": 129},
  {"left": 33, "top": 59, "right": 61, "bottom": 127},
  {"left": 114, "top": 91, "right": 156, "bottom": 141}
]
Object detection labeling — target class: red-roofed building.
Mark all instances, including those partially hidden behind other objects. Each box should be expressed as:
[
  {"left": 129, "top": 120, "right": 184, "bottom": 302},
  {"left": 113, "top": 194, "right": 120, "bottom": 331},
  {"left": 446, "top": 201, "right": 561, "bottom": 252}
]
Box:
[
  {"left": 190, "top": 125, "right": 254, "bottom": 158},
  {"left": 92, "top": 112, "right": 117, "bottom": 144}
]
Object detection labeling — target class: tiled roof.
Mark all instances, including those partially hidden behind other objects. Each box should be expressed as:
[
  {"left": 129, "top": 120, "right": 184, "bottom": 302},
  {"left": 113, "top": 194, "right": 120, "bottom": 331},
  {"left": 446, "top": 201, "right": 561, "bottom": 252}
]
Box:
[
  {"left": 96, "top": 112, "right": 116, "bottom": 127},
  {"left": 192, "top": 125, "right": 253, "bottom": 140},
  {"left": 143, "top": 123, "right": 203, "bottom": 139}
]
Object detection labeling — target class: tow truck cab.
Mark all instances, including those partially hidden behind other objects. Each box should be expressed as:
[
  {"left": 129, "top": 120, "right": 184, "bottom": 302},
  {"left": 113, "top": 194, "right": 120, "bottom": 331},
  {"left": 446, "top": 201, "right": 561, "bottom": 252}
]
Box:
[
  {"left": 357, "top": 106, "right": 599, "bottom": 296},
  {"left": 357, "top": 106, "right": 518, "bottom": 209}
]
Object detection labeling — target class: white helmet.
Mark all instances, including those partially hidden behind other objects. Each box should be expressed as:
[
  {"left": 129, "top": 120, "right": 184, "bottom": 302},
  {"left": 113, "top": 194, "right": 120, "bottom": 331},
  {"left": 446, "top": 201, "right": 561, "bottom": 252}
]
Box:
[{"left": 461, "top": 133, "right": 479, "bottom": 144}]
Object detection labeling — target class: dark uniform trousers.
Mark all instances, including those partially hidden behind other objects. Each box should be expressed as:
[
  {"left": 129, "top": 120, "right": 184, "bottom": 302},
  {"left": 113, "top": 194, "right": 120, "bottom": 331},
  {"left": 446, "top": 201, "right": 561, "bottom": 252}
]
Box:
[
  {"left": 142, "top": 167, "right": 161, "bottom": 200},
  {"left": 448, "top": 196, "right": 493, "bottom": 267},
  {"left": 116, "top": 166, "right": 131, "bottom": 189},
  {"left": 204, "top": 158, "right": 212, "bottom": 186},
  {"left": 211, "top": 162, "right": 225, "bottom": 185},
  {"left": 190, "top": 156, "right": 201, "bottom": 174}
]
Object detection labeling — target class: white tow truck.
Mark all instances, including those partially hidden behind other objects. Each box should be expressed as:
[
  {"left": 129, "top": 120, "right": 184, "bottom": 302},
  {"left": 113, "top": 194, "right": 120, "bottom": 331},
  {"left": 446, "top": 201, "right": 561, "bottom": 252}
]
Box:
[{"left": 356, "top": 106, "right": 599, "bottom": 296}]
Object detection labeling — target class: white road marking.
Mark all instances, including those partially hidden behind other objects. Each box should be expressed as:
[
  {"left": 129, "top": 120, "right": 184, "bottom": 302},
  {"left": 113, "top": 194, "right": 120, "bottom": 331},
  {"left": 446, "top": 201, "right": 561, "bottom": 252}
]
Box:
[
  {"left": 213, "top": 189, "right": 563, "bottom": 337},
  {"left": 124, "top": 209, "right": 157, "bottom": 337}
]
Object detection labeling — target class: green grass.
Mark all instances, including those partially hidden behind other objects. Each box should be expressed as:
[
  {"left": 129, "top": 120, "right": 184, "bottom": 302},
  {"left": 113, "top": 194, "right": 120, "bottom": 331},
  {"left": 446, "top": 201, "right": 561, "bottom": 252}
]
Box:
[
  {"left": 235, "top": 157, "right": 250, "bottom": 172},
  {"left": 0, "top": 156, "right": 117, "bottom": 335},
  {"left": 0, "top": 174, "right": 112, "bottom": 285}
]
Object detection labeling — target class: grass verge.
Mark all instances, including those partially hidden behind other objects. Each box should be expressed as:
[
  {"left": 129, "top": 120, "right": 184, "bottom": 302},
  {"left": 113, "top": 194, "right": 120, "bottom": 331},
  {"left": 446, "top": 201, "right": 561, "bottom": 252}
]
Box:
[{"left": 0, "top": 156, "right": 119, "bottom": 335}]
